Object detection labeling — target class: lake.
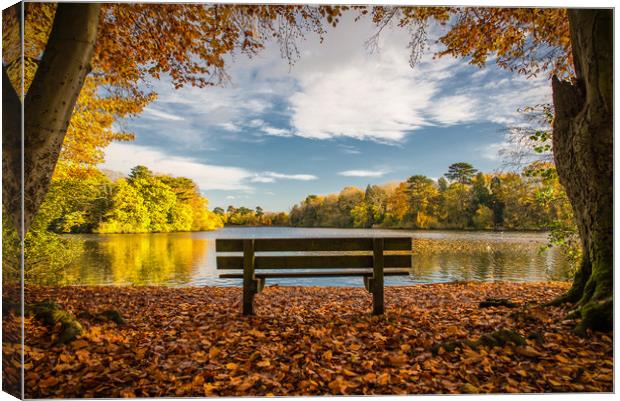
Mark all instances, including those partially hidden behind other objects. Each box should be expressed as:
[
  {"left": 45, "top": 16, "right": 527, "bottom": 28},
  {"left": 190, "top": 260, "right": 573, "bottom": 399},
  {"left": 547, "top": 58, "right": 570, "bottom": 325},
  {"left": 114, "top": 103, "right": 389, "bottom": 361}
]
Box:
[{"left": 59, "top": 227, "right": 571, "bottom": 287}]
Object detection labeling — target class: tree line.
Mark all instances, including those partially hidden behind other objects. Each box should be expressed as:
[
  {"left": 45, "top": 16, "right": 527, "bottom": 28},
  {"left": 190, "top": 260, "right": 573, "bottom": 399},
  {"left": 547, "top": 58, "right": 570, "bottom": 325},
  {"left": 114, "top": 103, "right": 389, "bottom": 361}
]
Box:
[
  {"left": 287, "top": 162, "right": 574, "bottom": 231},
  {"left": 214, "top": 206, "right": 289, "bottom": 227}
]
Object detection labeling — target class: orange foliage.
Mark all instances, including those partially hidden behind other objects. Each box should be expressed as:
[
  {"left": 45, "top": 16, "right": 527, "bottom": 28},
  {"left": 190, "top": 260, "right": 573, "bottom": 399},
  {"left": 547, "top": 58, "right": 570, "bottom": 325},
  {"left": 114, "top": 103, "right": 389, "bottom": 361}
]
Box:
[
  {"left": 5, "top": 282, "right": 612, "bottom": 397},
  {"left": 370, "top": 7, "right": 572, "bottom": 78}
]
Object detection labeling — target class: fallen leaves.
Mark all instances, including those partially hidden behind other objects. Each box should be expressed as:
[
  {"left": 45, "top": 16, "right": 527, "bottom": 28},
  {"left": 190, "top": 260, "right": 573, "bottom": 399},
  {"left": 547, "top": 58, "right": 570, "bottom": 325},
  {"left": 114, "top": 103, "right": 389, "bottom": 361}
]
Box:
[{"left": 2, "top": 282, "right": 612, "bottom": 397}]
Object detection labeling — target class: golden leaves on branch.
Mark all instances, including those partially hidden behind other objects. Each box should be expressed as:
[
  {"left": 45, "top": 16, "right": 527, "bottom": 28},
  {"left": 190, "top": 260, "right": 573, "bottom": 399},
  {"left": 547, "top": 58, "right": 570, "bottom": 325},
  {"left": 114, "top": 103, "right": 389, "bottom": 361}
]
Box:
[{"left": 368, "top": 6, "right": 572, "bottom": 78}]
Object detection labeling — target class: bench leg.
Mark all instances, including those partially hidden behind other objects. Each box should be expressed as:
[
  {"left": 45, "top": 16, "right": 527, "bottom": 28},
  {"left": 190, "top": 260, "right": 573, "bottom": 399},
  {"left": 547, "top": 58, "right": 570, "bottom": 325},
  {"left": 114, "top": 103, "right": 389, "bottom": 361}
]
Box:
[
  {"left": 242, "top": 281, "right": 254, "bottom": 316},
  {"left": 363, "top": 276, "right": 374, "bottom": 293},
  {"left": 254, "top": 278, "right": 265, "bottom": 294},
  {"left": 372, "top": 285, "right": 384, "bottom": 315},
  {"left": 242, "top": 239, "right": 256, "bottom": 316},
  {"left": 372, "top": 238, "right": 385, "bottom": 315},
  {"left": 243, "top": 278, "right": 265, "bottom": 315}
]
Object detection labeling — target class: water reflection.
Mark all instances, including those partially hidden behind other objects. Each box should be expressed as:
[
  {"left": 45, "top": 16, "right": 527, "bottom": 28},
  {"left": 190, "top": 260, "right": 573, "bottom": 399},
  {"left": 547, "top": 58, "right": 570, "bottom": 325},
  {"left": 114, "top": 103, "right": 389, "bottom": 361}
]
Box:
[
  {"left": 57, "top": 227, "right": 570, "bottom": 287},
  {"left": 66, "top": 233, "right": 208, "bottom": 285}
]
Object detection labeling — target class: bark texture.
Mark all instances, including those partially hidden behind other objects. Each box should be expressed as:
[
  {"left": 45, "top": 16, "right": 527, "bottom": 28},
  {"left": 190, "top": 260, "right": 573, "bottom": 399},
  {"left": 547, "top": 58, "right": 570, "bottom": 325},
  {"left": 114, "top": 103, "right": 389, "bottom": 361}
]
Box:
[
  {"left": 2, "top": 66, "right": 22, "bottom": 232},
  {"left": 20, "top": 3, "right": 100, "bottom": 232},
  {"left": 551, "top": 9, "right": 613, "bottom": 332}
]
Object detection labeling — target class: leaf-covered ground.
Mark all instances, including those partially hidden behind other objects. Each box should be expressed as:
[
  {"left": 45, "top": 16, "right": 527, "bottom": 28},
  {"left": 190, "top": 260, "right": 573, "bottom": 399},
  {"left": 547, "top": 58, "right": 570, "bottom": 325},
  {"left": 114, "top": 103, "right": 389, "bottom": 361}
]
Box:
[{"left": 5, "top": 282, "right": 613, "bottom": 397}]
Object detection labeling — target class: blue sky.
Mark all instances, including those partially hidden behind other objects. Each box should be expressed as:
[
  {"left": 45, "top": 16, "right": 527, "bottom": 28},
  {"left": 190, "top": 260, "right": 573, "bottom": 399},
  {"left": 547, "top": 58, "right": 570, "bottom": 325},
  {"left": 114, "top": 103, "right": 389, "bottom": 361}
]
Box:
[{"left": 101, "top": 11, "right": 552, "bottom": 212}]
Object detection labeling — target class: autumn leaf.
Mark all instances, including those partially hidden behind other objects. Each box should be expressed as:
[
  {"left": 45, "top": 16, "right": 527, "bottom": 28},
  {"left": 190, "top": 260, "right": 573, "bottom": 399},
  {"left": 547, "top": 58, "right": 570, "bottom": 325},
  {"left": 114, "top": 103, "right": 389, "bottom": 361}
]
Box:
[
  {"left": 388, "top": 353, "right": 408, "bottom": 366},
  {"left": 192, "top": 375, "right": 205, "bottom": 386},
  {"left": 208, "top": 346, "right": 220, "bottom": 359},
  {"left": 236, "top": 376, "right": 258, "bottom": 391},
  {"left": 38, "top": 376, "right": 59, "bottom": 388},
  {"left": 203, "top": 383, "right": 217, "bottom": 396},
  {"left": 120, "top": 389, "right": 136, "bottom": 398},
  {"left": 363, "top": 372, "right": 377, "bottom": 383},
  {"left": 377, "top": 372, "right": 391, "bottom": 385},
  {"left": 71, "top": 339, "right": 89, "bottom": 349},
  {"left": 516, "top": 346, "right": 543, "bottom": 358}
]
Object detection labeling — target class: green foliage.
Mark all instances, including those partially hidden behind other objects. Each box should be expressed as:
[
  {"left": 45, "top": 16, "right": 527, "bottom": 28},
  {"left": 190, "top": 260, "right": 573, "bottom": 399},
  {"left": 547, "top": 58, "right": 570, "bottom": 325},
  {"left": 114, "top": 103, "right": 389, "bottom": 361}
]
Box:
[
  {"left": 406, "top": 175, "right": 440, "bottom": 227},
  {"left": 131, "top": 176, "right": 178, "bottom": 232},
  {"left": 128, "top": 165, "right": 153, "bottom": 182},
  {"left": 441, "top": 183, "right": 474, "bottom": 228},
  {"left": 97, "top": 179, "right": 151, "bottom": 233},
  {"left": 445, "top": 162, "right": 478, "bottom": 184},
  {"left": 223, "top": 205, "right": 289, "bottom": 226},
  {"left": 30, "top": 166, "right": 223, "bottom": 235},
  {"left": 3, "top": 202, "right": 84, "bottom": 285}
]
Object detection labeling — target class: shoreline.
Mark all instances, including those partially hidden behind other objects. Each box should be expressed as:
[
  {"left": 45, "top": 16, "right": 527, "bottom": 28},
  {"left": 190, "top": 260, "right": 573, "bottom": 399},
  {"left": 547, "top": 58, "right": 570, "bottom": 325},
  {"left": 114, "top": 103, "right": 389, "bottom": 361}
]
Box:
[
  {"left": 4, "top": 281, "right": 612, "bottom": 397},
  {"left": 60, "top": 225, "right": 555, "bottom": 236}
]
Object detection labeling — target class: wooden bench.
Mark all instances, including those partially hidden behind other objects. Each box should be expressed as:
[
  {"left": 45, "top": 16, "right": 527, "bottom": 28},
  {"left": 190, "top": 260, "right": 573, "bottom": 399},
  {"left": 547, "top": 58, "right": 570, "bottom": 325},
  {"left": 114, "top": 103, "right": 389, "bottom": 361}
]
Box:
[{"left": 215, "top": 237, "right": 413, "bottom": 316}]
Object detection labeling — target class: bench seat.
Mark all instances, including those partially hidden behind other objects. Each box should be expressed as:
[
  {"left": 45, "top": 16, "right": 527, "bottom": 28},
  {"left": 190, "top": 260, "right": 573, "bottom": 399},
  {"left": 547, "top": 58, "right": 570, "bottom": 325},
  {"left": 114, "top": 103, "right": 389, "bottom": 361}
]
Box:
[{"left": 219, "top": 268, "right": 410, "bottom": 279}]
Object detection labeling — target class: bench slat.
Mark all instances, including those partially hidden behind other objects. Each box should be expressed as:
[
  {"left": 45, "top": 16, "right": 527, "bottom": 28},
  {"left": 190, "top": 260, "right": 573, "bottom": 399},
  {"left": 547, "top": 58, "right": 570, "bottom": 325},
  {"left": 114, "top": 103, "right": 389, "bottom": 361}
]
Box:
[
  {"left": 219, "top": 268, "right": 410, "bottom": 278},
  {"left": 217, "top": 254, "right": 411, "bottom": 269},
  {"left": 215, "top": 237, "right": 412, "bottom": 252}
]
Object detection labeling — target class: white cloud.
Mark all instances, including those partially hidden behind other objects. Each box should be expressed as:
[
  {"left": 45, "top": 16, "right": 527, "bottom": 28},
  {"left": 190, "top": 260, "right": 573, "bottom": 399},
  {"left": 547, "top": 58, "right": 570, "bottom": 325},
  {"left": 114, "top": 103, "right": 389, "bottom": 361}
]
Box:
[
  {"left": 471, "top": 68, "right": 489, "bottom": 79},
  {"left": 250, "top": 176, "right": 276, "bottom": 183},
  {"left": 262, "top": 127, "right": 292, "bottom": 137},
  {"left": 339, "top": 169, "right": 387, "bottom": 177},
  {"left": 286, "top": 18, "right": 444, "bottom": 142},
  {"left": 101, "top": 143, "right": 252, "bottom": 191},
  {"left": 481, "top": 142, "right": 506, "bottom": 161},
  {"left": 428, "top": 95, "right": 478, "bottom": 125},
  {"left": 254, "top": 171, "right": 318, "bottom": 182},
  {"left": 100, "top": 143, "right": 318, "bottom": 191},
  {"left": 281, "top": 15, "right": 549, "bottom": 143},
  {"left": 247, "top": 119, "right": 265, "bottom": 128},
  {"left": 219, "top": 122, "right": 241, "bottom": 132},
  {"left": 339, "top": 144, "right": 361, "bottom": 155},
  {"left": 142, "top": 107, "right": 185, "bottom": 121},
  {"left": 123, "top": 11, "right": 552, "bottom": 152}
]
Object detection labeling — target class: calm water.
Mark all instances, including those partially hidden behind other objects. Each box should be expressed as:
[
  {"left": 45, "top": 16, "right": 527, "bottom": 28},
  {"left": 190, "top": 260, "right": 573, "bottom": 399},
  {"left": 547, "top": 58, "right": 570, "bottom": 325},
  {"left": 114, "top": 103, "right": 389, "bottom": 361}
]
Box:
[{"left": 62, "top": 227, "right": 570, "bottom": 287}]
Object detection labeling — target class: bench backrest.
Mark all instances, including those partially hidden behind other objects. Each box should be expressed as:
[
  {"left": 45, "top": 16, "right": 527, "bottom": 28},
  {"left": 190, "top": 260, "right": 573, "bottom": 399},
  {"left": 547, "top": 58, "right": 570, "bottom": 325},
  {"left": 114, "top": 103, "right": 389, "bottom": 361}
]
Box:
[{"left": 215, "top": 237, "right": 412, "bottom": 270}]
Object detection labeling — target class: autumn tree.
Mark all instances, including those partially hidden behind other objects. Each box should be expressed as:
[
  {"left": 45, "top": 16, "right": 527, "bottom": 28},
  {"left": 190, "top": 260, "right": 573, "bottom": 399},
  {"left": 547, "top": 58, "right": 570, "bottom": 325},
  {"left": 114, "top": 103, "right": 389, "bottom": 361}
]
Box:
[
  {"left": 406, "top": 175, "right": 439, "bottom": 228},
  {"left": 384, "top": 182, "right": 410, "bottom": 227},
  {"left": 444, "top": 162, "right": 478, "bottom": 185},
  {"left": 367, "top": 7, "right": 612, "bottom": 331},
  {"left": 337, "top": 187, "right": 365, "bottom": 227},
  {"left": 2, "top": 2, "right": 344, "bottom": 232}
]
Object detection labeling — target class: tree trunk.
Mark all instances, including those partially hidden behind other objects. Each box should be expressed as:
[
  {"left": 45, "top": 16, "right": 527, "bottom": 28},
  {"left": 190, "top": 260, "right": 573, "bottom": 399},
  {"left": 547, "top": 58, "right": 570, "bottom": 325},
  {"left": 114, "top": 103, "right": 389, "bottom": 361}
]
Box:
[
  {"left": 2, "top": 65, "right": 22, "bottom": 232},
  {"left": 551, "top": 9, "right": 613, "bottom": 333},
  {"left": 13, "top": 3, "right": 100, "bottom": 233}
]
